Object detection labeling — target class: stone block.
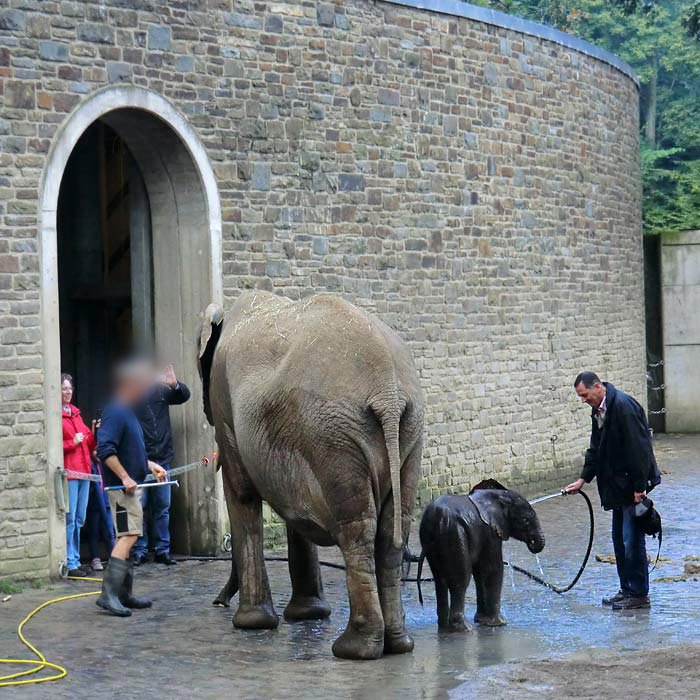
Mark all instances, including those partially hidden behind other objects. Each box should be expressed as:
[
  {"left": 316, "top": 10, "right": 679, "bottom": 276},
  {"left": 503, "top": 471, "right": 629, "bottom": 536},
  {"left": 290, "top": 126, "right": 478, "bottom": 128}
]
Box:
[
  {"left": 5, "top": 82, "right": 35, "bottom": 109},
  {"left": 77, "top": 23, "right": 114, "bottom": 44},
  {"left": 39, "top": 40, "right": 69, "bottom": 62},
  {"left": 0, "top": 9, "right": 25, "bottom": 31},
  {"left": 224, "top": 12, "right": 262, "bottom": 29},
  {"left": 317, "top": 4, "right": 334, "bottom": 26},
  {"left": 252, "top": 162, "right": 271, "bottom": 191},
  {"left": 148, "top": 24, "right": 171, "bottom": 51},
  {"left": 338, "top": 174, "right": 365, "bottom": 192},
  {"left": 107, "top": 62, "right": 131, "bottom": 83}
]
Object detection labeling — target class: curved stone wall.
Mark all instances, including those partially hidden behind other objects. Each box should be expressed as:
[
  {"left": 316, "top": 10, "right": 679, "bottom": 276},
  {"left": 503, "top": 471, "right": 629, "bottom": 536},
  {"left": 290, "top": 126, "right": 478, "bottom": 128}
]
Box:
[{"left": 0, "top": 0, "right": 642, "bottom": 577}]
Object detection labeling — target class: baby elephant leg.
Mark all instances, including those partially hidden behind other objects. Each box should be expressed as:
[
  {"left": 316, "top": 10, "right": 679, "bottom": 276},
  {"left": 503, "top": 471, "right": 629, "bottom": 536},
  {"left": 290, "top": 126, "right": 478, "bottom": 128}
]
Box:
[
  {"left": 473, "top": 551, "right": 507, "bottom": 627},
  {"left": 446, "top": 572, "right": 473, "bottom": 632}
]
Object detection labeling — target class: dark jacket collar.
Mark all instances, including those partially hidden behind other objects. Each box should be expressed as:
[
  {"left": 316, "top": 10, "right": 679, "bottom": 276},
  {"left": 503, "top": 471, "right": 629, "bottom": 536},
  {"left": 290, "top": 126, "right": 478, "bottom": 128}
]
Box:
[{"left": 591, "top": 382, "right": 617, "bottom": 418}]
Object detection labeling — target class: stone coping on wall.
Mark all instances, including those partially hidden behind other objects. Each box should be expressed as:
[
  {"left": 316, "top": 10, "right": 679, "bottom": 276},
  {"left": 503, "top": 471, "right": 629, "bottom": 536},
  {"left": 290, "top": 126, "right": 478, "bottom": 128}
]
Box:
[{"left": 383, "top": 0, "right": 639, "bottom": 86}]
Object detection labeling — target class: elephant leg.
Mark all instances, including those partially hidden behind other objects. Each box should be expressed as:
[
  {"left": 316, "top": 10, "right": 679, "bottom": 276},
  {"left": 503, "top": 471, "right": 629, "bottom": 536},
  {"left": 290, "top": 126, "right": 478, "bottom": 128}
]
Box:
[
  {"left": 434, "top": 573, "right": 449, "bottom": 629},
  {"left": 473, "top": 543, "right": 506, "bottom": 627},
  {"left": 212, "top": 551, "right": 239, "bottom": 608},
  {"left": 446, "top": 573, "right": 472, "bottom": 632},
  {"left": 284, "top": 526, "right": 331, "bottom": 621},
  {"left": 332, "top": 516, "right": 385, "bottom": 660},
  {"left": 219, "top": 451, "right": 278, "bottom": 630},
  {"left": 444, "top": 525, "right": 472, "bottom": 632},
  {"left": 375, "top": 441, "right": 420, "bottom": 655}
]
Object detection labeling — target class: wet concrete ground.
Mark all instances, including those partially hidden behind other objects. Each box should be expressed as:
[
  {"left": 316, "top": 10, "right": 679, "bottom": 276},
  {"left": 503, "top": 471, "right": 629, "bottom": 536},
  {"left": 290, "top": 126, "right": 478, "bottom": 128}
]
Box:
[{"left": 2, "top": 434, "right": 700, "bottom": 699}]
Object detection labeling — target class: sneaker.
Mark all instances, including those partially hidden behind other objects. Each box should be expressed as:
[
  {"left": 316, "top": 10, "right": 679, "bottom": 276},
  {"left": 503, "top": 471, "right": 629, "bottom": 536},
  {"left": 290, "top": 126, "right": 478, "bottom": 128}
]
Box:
[
  {"left": 612, "top": 595, "right": 651, "bottom": 610},
  {"left": 132, "top": 553, "right": 148, "bottom": 566},
  {"left": 67, "top": 568, "right": 87, "bottom": 577},
  {"left": 602, "top": 590, "right": 626, "bottom": 606},
  {"left": 91, "top": 557, "right": 104, "bottom": 572}
]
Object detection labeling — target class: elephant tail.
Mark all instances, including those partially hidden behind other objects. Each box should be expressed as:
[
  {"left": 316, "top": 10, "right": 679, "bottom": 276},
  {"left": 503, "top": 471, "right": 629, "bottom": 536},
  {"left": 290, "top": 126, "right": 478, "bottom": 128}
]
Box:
[
  {"left": 417, "top": 550, "right": 426, "bottom": 607},
  {"left": 375, "top": 406, "right": 404, "bottom": 550}
]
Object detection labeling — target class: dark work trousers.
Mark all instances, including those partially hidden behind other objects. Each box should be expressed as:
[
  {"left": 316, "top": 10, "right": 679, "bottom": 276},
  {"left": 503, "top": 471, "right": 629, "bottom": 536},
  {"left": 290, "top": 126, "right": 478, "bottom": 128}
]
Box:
[
  {"left": 611, "top": 505, "right": 649, "bottom": 597},
  {"left": 133, "top": 463, "right": 172, "bottom": 557}
]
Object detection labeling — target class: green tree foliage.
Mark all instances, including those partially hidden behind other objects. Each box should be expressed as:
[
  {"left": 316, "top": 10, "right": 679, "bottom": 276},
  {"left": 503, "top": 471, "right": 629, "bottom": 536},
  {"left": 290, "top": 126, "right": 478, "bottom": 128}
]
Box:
[{"left": 474, "top": 0, "right": 700, "bottom": 233}]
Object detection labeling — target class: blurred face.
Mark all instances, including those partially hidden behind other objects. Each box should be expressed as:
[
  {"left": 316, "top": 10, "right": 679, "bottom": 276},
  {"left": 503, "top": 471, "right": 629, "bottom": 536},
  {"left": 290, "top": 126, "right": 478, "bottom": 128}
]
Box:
[
  {"left": 61, "top": 379, "right": 73, "bottom": 406},
  {"left": 118, "top": 365, "right": 155, "bottom": 404},
  {"left": 575, "top": 381, "right": 605, "bottom": 410}
]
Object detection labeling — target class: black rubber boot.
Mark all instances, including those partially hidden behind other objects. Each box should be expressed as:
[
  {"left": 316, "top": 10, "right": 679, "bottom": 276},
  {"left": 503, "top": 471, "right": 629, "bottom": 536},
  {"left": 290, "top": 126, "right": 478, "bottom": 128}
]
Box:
[
  {"left": 96, "top": 558, "right": 132, "bottom": 617},
  {"left": 120, "top": 560, "right": 152, "bottom": 609}
]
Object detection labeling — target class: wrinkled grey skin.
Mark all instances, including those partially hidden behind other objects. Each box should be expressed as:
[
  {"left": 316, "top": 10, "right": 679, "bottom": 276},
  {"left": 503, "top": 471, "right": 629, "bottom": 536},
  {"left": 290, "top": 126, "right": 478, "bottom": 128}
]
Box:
[
  {"left": 418, "top": 487, "right": 545, "bottom": 631},
  {"left": 199, "top": 291, "right": 424, "bottom": 660}
]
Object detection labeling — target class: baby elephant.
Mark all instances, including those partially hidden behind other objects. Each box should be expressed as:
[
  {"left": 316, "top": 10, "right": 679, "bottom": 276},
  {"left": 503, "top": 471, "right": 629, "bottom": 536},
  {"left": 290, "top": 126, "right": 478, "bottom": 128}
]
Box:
[{"left": 417, "top": 479, "right": 545, "bottom": 631}]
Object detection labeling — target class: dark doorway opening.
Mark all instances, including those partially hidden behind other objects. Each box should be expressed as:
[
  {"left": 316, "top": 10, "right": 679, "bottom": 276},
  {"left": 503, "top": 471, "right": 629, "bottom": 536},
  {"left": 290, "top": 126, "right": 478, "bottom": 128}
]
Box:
[{"left": 57, "top": 121, "right": 154, "bottom": 422}]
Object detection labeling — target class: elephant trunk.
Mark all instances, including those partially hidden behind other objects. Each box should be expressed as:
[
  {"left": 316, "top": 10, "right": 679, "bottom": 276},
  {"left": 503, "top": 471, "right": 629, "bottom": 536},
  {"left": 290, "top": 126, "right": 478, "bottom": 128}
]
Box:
[{"left": 526, "top": 526, "right": 545, "bottom": 554}]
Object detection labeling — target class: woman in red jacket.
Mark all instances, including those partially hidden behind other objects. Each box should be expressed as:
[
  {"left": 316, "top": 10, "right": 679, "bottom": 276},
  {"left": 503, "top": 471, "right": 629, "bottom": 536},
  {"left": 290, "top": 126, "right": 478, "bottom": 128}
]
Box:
[{"left": 62, "top": 373, "right": 96, "bottom": 577}]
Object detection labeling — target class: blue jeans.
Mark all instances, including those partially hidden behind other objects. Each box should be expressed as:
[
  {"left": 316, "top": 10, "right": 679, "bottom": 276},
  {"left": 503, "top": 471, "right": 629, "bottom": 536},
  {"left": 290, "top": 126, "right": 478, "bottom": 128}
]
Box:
[
  {"left": 86, "top": 469, "right": 115, "bottom": 559},
  {"left": 612, "top": 505, "right": 649, "bottom": 597},
  {"left": 65, "top": 478, "right": 90, "bottom": 570},
  {"left": 133, "top": 463, "right": 171, "bottom": 556}
]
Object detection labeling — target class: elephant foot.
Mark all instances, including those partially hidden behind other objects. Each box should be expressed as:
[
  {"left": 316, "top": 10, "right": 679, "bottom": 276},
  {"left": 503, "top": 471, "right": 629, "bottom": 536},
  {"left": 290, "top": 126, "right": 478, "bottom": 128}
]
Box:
[
  {"left": 332, "top": 625, "right": 384, "bottom": 660},
  {"left": 284, "top": 595, "right": 331, "bottom": 621},
  {"left": 438, "top": 616, "right": 472, "bottom": 633},
  {"left": 233, "top": 603, "right": 279, "bottom": 630},
  {"left": 474, "top": 612, "right": 506, "bottom": 627},
  {"left": 384, "top": 630, "right": 414, "bottom": 655}
]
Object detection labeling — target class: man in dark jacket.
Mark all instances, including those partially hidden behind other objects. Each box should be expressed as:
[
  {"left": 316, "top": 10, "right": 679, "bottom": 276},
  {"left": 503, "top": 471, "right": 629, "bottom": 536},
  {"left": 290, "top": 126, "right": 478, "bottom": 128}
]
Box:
[
  {"left": 565, "top": 372, "right": 660, "bottom": 610},
  {"left": 132, "top": 363, "right": 190, "bottom": 566}
]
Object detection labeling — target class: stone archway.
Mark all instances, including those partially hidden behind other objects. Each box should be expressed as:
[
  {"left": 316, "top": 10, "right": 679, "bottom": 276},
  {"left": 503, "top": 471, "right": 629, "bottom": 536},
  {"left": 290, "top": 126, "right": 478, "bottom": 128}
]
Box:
[{"left": 40, "top": 87, "right": 223, "bottom": 574}]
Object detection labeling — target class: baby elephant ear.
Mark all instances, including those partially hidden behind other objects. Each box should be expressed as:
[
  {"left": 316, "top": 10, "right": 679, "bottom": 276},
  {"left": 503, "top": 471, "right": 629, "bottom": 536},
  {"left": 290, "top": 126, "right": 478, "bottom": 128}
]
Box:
[
  {"left": 470, "top": 490, "right": 510, "bottom": 541},
  {"left": 470, "top": 478, "right": 507, "bottom": 494}
]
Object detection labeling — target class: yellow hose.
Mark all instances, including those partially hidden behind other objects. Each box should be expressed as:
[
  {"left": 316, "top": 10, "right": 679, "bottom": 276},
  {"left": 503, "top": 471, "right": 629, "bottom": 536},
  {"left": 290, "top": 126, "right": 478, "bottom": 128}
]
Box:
[{"left": 0, "top": 575, "right": 101, "bottom": 687}]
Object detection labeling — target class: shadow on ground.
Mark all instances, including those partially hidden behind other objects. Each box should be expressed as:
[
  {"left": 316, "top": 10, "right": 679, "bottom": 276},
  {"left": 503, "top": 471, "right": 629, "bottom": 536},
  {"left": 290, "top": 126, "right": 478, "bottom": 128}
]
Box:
[{"left": 2, "top": 434, "right": 699, "bottom": 699}]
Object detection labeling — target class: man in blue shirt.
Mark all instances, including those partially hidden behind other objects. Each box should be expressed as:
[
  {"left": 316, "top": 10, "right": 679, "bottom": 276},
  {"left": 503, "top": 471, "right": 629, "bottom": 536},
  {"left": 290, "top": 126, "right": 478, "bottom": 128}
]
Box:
[{"left": 95, "top": 360, "right": 167, "bottom": 617}]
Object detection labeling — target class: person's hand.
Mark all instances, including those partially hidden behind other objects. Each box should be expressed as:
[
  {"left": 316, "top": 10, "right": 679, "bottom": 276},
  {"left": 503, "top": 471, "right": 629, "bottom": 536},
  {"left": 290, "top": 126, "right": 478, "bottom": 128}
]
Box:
[
  {"left": 122, "top": 476, "right": 138, "bottom": 495},
  {"left": 73, "top": 432, "right": 85, "bottom": 445},
  {"left": 149, "top": 463, "right": 167, "bottom": 483},
  {"left": 91, "top": 419, "right": 101, "bottom": 433},
  {"left": 634, "top": 490, "right": 647, "bottom": 504},
  {"left": 163, "top": 364, "right": 177, "bottom": 387},
  {"left": 564, "top": 478, "right": 585, "bottom": 495}
]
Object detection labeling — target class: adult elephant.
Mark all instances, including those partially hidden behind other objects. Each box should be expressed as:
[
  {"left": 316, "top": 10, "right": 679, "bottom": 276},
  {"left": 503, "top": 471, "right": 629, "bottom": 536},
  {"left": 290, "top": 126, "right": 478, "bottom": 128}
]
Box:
[{"left": 198, "top": 291, "right": 424, "bottom": 660}]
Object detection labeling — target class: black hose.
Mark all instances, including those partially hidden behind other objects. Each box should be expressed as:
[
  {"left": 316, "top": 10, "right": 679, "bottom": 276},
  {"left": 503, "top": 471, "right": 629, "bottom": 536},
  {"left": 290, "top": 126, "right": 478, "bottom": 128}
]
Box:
[
  {"left": 176, "top": 490, "right": 594, "bottom": 593},
  {"left": 504, "top": 490, "right": 595, "bottom": 594}
]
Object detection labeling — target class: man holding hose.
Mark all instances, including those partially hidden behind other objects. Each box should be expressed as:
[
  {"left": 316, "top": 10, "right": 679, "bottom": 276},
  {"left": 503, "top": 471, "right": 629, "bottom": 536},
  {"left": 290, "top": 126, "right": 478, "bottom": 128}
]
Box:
[
  {"left": 95, "top": 360, "right": 167, "bottom": 617},
  {"left": 564, "top": 372, "right": 660, "bottom": 611}
]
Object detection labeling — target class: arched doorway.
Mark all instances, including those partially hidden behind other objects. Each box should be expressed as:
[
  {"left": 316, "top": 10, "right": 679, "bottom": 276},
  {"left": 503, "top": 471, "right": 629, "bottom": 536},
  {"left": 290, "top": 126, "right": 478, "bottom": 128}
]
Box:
[{"left": 40, "top": 87, "right": 223, "bottom": 574}]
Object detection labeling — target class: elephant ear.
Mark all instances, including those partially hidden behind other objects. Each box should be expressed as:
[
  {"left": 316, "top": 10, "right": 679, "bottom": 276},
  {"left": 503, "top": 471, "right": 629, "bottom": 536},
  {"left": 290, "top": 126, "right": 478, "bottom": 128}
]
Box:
[
  {"left": 198, "top": 303, "right": 224, "bottom": 425},
  {"left": 470, "top": 489, "right": 510, "bottom": 541},
  {"left": 470, "top": 478, "right": 507, "bottom": 494}
]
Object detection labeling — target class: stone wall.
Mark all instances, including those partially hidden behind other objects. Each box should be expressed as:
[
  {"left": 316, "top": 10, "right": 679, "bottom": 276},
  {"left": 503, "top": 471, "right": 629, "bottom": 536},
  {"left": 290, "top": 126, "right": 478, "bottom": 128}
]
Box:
[{"left": 0, "top": 0, "right": 643, "bottom": 579}]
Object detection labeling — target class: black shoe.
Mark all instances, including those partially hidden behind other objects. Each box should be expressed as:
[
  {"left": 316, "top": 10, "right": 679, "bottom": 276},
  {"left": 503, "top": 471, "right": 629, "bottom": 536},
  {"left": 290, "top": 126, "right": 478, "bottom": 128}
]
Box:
[
  {"left": 602, "top": 590, "right": 626, "bottom": 606},
  {"left": 120, "top": 561, "right": 152, "bottom": 609},
  {"left": 67, "top": 568, "right": 87, "bottom": 578},
  {"left": 132, "top": 553, "right": 147, "bottom": 566},
  {"left": 96, "top": 558, "right": 132, "bottom": 617},
  {"left": 154, "top": 553, "right": 177, "bottom": 566},
  {"left": 612, "top": 595, "right": 651, "bottom": 610}
]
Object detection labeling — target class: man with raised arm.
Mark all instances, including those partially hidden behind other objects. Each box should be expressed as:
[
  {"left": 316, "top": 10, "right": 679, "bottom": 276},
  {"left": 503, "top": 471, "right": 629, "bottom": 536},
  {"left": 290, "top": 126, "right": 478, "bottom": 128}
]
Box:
[
  {"left": 132, "top": 363, "right": 190, "bottom": 566},
  {"left": 95, "top": 360, "right": 167, "bottom": 617},
  {"left": 564, "top": 372, "right": 660, "bottom": 611}
]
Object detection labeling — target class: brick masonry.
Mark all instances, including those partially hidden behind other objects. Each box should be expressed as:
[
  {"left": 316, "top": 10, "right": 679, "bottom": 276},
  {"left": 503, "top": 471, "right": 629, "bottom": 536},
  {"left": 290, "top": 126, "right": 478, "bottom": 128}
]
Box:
[{"left": 0, "top": 0, "right": 643, "bottom": 579}]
